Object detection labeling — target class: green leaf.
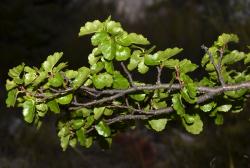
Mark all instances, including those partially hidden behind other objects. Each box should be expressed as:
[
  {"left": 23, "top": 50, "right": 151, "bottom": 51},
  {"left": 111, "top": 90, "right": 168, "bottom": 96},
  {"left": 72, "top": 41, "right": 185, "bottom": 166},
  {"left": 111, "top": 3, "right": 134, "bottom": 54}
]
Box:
[
  {"left": 42, "top": 52, "right": 63, "bottom": 72},
  {"left": 104, "top": 61, "right": 114, "bottom": 74},
  {"left": 127, "top": 50, "right": 141, "bottom": 71},
  {"left": 5, "top": 79, "right": 17, "bottom": 91},
  {"left": 138, "top": 60, "right": 149, "bottom": 74},
  {"left": 48, "top": 72, "right": 64, "bottom": 87},
  {"left": 94, "top": 107, "right": 105, "bottom": 120},
  {"left": 60, "top": 135, "right": 70, "bottom": 151},
  {"left": 113, "top": 72, "right": 130, "bottom": 89},
  {"left": 172, "top": 94, "right": 185, "bottom": 116},
  {"left": 162, "top": 59, "right": 179, "bottom": 69},
  {"left": 222, "top": 50, "right": 246, "bottom": 65},
  {"left": 104, "top": 108, "right": 113, "bottom": 116},
  {"left": 56, "top": 94, "right": 73, "bottom": 105},
  {"left": 71, "top": 67, "right": 90, "bottom": 89},
  {"left": 84, "top": 116, "right": 95, "bottom": 128},
  {"left": 69, "top": 138, "right": 77, "bottom": 148},
  {"left": 216, "top": 104, "right": 232, "bottom": 112},
  {"left": 91, "top": 32, "right": 109, "bottom": 46},
  {"left": 158, "top": 47, "right": 183, "bottom": 61},
  {"left": 95, "top": 121, "right": 111, "bottom": 137},
  {"left": 24, "top": 72, "right": 37, "bottom": 86},
  {"left": 215, "top": 33, "right": 239, "bottom": 46},
  {"left": 182, "top": 114, "right": 203, "bottom": 134},
  {"left": 178, "top": 59, "right": 198, "bottom": 73},
  {"left": 144, "top": 54, "right": 160, "bottom": 65},
  {"left": 92, "top": 72, "right": 113, "bottom": 89},
  {"left": 183, "top": 114, "right": 195, "bottom": 124},
  {"left": 215, "top": 114, "right": 224, "bottom": 125},
  {"left": 65, "top": 70, "right": 78, "bottom": 79},
  {"left": 181, "top": 83, "right": 197, "bottom": 104},
  {"left": 32, "top": 71, "right": 47, "bottom": 86},
  {"left": 149, "top": 119, "right": 167, "bottom": 132},
  {"left": 130, "top": 93, "right": 146, "bottom": 101},
  {"left": 79, "top": 20, "right": 103, "bottom": 36},
  {"left": 88, "top": 48, "right": 101, "bottom": 65},
  {"left": 76, "top": 128, "right": 86, "bottom": 146},
  {"left": 47, "top": 100, "right": 60, "bottom": 114},
  {"left": 99, "top": 38, "right": 116, "bottom": 60},
  {"left": 244, "top": 53, "right": 250, "bottom": 64},
  {"left": 36, "top": 103, "right": 48, "bottom": 117},
  {"left": 53, "top": 62, "right": 67, "bottom": 73},
  {"left": 115, "top": 44, "right": 131, "bottom": 61},
  {"left": 6, "top": 88, "right": 18, "bottom": 107},
  {"left": 200, "top": 102, "right": 217, "bottom": 112},
  {"left": 71, "top": 119, "right": 84, "bottom": 130},
  {"left": 8, "top": 63, "right": 25, "bottom": 84},
  {"left": 22, "top": 99, "right": 35, "bottom": 123},
  {"left": 106, "top": 20, "right": 123, "bottom": 35},
  {"left": 127, "top": 33, "right": 150, "bottom": 45},
  {"left": 90, "top": 61, "right": 104, "bottom": 74}
]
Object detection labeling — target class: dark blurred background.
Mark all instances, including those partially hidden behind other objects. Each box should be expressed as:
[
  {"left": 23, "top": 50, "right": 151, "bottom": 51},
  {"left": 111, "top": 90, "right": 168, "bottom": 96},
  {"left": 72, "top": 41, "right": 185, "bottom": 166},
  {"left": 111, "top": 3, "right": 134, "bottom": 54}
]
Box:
[{"left": 1, "top": 0, "right": 250, "bottom": 167}]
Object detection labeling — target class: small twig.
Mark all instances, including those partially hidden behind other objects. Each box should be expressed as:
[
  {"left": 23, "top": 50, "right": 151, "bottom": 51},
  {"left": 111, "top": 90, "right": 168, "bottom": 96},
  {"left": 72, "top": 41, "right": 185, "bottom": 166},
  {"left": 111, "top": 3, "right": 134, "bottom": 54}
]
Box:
[
  {"left": 120, "top": 62, "right": 135, "bottom": 87},
  {"left": 201, "top": 45, "right": 225, "bottom": 86},
  {"left": 156, "top": 66, "right": 163, "bottom": 84}
]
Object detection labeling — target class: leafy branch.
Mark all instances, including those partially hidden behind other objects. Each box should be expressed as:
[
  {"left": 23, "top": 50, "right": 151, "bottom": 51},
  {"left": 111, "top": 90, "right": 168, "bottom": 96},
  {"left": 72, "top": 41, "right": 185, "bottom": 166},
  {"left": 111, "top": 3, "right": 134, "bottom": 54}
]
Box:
[{"left": 5, "top": 17, "right": 250, "bottom": 151}]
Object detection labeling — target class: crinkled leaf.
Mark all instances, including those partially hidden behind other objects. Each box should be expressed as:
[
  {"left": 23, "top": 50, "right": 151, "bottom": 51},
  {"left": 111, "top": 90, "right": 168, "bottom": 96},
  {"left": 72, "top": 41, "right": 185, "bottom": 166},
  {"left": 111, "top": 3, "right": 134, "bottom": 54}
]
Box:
[
  {"left": 127, "top": 50, "right": 141, "bottom": 71},
  {"left": 22, "top": 99, "right": 35, "bottom": 123},
  {"left": 95, "top": 121, "right": 111, "bottom": 137},
  {"left": 5, "top": 79, "right": 17, "bottom": 91},
  {"left": 71, "top": 119, "right": 84, "bottom": 130},
  {"left": 65, "top": 70, "right": 78, "bottom": 79},
  {"left": 99, "top": 38, "right": 116, "bottom": 60},
  {"left": 71, "top": 67, "right": 90, "bottom": 89},
  {"left": 127, "top": 33, "right": 150, "bottom": 45},
  {"left": 244, "top": 53, "right": 250, "bottom": 64},
  {"left": 104, "top": 61, "right": 114, "bottom": 74},
  {"left": 92, "top": 72, "right": 113, "bottom": 89},
  {"left": 42, "top": 52, "right": 63, "bottom": 72},
  {"left": 144, "top": 54, "right": 160, "bottom": 65},
  {"left": 32, "top": 71, "right": 47, "bottom": 86},
  {"left": 182, "top": 114, "right": 203, "bottom": 135},
  {"left": 8, "top": 63, "right": 25, "bottom": 79},
  {"left": 104, "top": 108, "right": 113, "bottom": 116},
  {"left": 215, "top": 33, "right": 239, "bottom": 46},
  {"left": 115, "top": 44, "right": 131, "bottom": 61},
  {"left": 36, "top": 103, "right": 48, "bottom": 117},
  {"left": 79, "top": 20, "right": 103, "bottom": 36},
  {"left": 106, "top": 20, "right": 123, "bottom": 35},
  {"left": 163, "top": 59, "right": 179, "bottom": 69},
  {"left": 90, "top": 61, "right": 104, "bottom": 74},
  {"left": 91, "top": 32, "right": 109, "bottom": 46},
  {"left": 6, "top": 88, "right": 18, "bottom": 107},
  {"left": 149, "top": 119, "right": 167, "bottom": 132},
  {"left": 158, "top": 47, "right": 183, "bottom": 61},
  {"left": 222, "top": 50, "right": 246, "bottom": 65}
]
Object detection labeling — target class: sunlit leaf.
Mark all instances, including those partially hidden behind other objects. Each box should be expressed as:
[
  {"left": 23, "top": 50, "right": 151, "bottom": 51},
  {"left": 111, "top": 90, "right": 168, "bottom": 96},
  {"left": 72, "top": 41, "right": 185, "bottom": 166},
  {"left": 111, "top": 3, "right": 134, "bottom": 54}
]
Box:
[
  {"left": 95, "top": 121, "right": 111, "bottom": 137},
  {"left": 149, "top": 118, "right": 167, "bottom": 132},
  {"left": 79, "top": 20, "right": 103, "bottom": 36},
  {"left": 22, "top": 99, "right": 35, "bottom": 123},
  {"left": 6, "top": 88, "right": 18, "bottom": 107},
  {"left": 182, "top": 114, "right": 203, "bottom": 134},
  {"left": 92, "top": 72, "right": 113, "bottom": 89},
  {"left": 42, "top": 52, "right": 63, "bottom": 72}
]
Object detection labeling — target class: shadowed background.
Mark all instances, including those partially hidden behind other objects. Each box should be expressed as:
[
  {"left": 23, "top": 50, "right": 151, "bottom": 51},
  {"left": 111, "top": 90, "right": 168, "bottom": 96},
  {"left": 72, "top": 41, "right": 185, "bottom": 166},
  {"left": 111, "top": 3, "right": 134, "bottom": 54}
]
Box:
[{"left": 1, "top": 0, "right": 250, "bottom": 167}]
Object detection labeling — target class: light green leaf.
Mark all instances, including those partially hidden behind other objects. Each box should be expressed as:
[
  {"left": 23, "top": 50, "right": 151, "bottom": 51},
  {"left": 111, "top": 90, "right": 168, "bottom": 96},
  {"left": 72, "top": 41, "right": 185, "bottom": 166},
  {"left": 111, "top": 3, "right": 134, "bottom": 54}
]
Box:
[
  {"left": 90, "top": 61, "right": 104, "bottom": 74},
  {"left": 56, "top": 94, "right": 73, "bottom": 105},
  {"left": 115, "top": 44, "right": 131, "bottom": 61},
  {"left": 130, "top": 93, "right": 146, "bottom": 101},
  {"left": 144, "top": 54, "right": 160, "bottom": 65},
  {"left": 216, "top": 104, "right": 232, "bottom": 112},
  {"left": 200, "top": 102, "right": 217, "bottom": 112},
  {"left": 94, "top": 107, "right": 105, "bottom": 120},
  {"left": 60, "top": 135, "right": 70, "bottom": 151},
  {"left": 42, "top": 52, "right": 63, "bottom": 72},
  {"left": 71, "top": 119, "right": 84, "bottom": 130},
  {"left": 22, "top": 99, "right": 35, "bottom": 123},
  {"left": 222, "top": 50, "right": 246, "bottom": 65},
  {"left": 127, "top": 50, "right": 141, "bottom": 71},
  {"left": 36, "top": 103, "right": 48, "bottom": 117},
  {"left": 162, "top": 59, "right": 179, "bottom": 69},
  {"left": 91, "top": 32, "right": 109, "bottom": 46},
  {"left": 47, "top": 100, "right": 60, "bottom": 114},
  {"left": 65, "top": 70, "right": 78, "bottom": 79},
  {"left": 179, "top": 59, "right": 198, "bottom": 73},
  {"left": 92, "top": 72, "right": 113, "bottom": 89},
  {"left": 113, "top": 72, "right": 129, "bottom": 89},
  {"left": 106, "top": 20, "right": 123, "bottom": 35},
  {"left": 244, "top": 53, "right": 250, "bottom": 64},
  {"left": 182, "top": 114, "right": 203, "bottom": 134},
  {"left": 104, "top": 61, "right": 114, "bottom": 74},
  {"left": 24, "top": 72, "right": 37, "bottom": 86},
  {"left": 5, "top": 79, "right": 17, "bottom": 91},
  {"left": 84, "top": 116, "right": 95, "bottom": 128},
  {"left": 181, "top": 83, "right": 197, "bottom": 104},
  {"left": 215, "top": 33, "right": 239, "bottom": 46},
  {"left": 71, "top": 67, "right": 90, "bottom": 89},
  {"left": 76, "top": 128, "right": 86, "bottom": 146},
  {"left": 79, "top": 20, "right": 103, "bottom": 36},
  {"left": 99, "top": 38, "right": 116, "bottom": 60},
  {"left": 6, "top": 88, "right": 18, "bottom": 107},
  {"left": 88, "top": 48, "right": 101, "bottom": 65},
  {"left": 8, "top": 63, "right": 25, "bottom": 79},
  {"left": 104, "top": 108, "right": 113, "bottom": 116},
  {"left": 32, "top": 71, "right": 47, "bottom": 86},
  {"left": 95, "top": 121, "right": 111, "bottom": 137},
  {"left": 158, "top": 47, "right": 183, "bottom": 61},
  {"left": 127, "top": 33, "right": 150, "bottom": 45},
  {"left": 48, "top": 72, "right": 64, "bottom": 87},
  {"left": 172, "top": 94, "right": 185, "bottom": 116},
  {"left": 149, "top": 119, "right": 167, "bottom": 132},
  {"left": 69, "top": 138, "right": 77, "bottom": 148},
  {"left": 138, "top": 60, "right": 149, "bottom": 74}
]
